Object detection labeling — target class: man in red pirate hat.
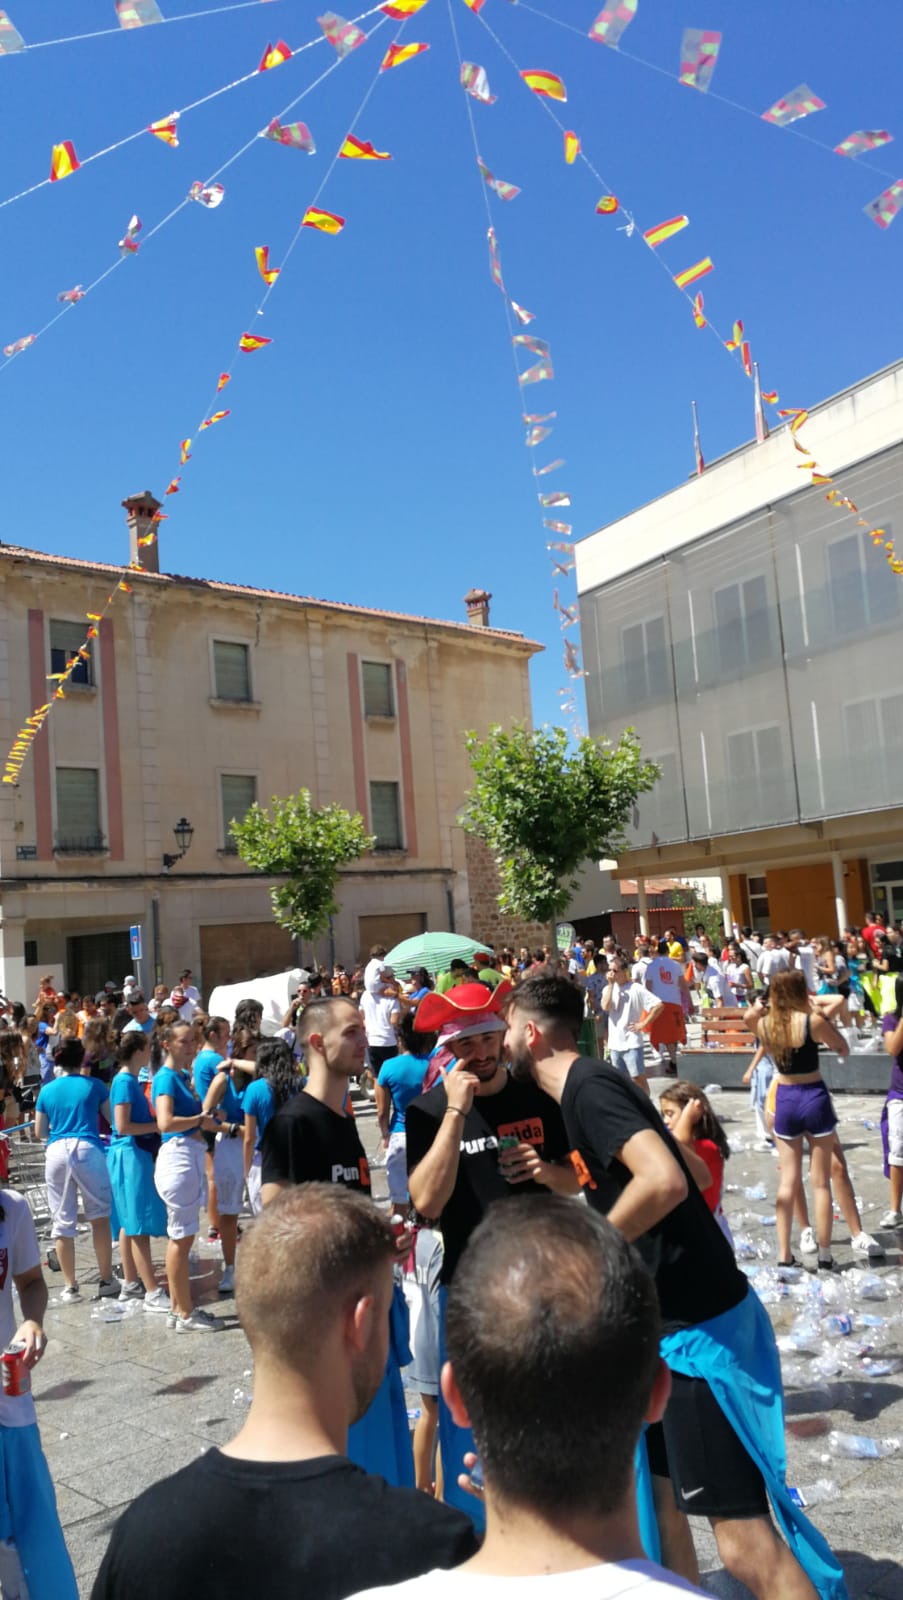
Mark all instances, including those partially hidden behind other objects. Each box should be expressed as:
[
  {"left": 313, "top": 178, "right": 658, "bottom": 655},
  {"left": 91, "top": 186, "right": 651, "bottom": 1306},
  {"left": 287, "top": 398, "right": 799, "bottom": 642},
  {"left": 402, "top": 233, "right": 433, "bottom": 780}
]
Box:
[{"left": 406, "top": 980, "right": 578, "bottom": 1525}]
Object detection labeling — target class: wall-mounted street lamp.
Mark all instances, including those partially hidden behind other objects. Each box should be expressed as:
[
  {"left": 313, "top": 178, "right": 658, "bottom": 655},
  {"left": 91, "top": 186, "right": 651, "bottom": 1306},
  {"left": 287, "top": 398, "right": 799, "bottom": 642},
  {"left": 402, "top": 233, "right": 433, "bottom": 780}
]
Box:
[{"left": 162, "top": 816, "right": 194, "bottom": 873}]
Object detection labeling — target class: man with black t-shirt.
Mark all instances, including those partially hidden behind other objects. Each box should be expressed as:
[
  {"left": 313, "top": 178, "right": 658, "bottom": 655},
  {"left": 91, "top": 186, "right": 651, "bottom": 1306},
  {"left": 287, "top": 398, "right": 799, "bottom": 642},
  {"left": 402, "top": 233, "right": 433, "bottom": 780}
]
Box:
[
  {"left": 505, "top": 974, "right": 844, "bottom": 1600},
  {"left": 92, "top": 1187, "right": 477, "bottom": 1600},
  {"left": 406, "top": 980, "right": 578, "bottom": 1523},
  {"left": 259, "top": 996, "right": 412, "bottom": 1486}
]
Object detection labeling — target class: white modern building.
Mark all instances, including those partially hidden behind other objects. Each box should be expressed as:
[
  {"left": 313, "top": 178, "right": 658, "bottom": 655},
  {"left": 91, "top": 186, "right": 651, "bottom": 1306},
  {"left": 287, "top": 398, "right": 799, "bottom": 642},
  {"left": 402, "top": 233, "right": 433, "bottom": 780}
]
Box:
[{"left": 576, "top": 360, "right": 903, "bottom": 936}]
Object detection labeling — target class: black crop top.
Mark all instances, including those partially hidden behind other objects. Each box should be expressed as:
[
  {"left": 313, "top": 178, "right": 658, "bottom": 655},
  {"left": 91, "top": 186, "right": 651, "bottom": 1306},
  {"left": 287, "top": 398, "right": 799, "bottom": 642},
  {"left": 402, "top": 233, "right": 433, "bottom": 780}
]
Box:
[{"left": 775, "top": 1014, "right": 821, "bottom": 1077}]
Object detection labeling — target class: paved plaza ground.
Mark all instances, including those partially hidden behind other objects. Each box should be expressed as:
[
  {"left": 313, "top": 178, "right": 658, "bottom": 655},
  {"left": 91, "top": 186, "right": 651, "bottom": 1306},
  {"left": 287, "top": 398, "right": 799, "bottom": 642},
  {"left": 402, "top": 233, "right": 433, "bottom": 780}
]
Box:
[{"left": 10, "top": 1083, "right": 903, "bottom": 1598}]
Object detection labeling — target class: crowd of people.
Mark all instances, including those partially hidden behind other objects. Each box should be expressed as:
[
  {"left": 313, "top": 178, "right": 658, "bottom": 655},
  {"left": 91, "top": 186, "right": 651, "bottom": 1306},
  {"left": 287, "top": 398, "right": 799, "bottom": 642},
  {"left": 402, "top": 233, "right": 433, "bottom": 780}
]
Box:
[{"left": 0, "top": 919, "right": 898, "bottom": 1596}]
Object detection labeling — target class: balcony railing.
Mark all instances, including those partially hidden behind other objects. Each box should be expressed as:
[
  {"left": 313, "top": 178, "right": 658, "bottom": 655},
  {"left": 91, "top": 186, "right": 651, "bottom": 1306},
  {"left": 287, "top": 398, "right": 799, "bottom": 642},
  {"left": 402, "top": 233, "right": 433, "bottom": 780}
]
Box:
[{"left": 54, "top": 833, "right": 107, "bottom": 855}]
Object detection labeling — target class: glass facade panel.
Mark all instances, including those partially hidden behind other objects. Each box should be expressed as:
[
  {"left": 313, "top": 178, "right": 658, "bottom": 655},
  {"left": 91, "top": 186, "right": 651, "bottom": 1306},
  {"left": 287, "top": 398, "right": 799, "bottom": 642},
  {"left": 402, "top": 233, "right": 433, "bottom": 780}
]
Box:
[{"left": 581, "top": 440, "right": 903, "bottom": 842}]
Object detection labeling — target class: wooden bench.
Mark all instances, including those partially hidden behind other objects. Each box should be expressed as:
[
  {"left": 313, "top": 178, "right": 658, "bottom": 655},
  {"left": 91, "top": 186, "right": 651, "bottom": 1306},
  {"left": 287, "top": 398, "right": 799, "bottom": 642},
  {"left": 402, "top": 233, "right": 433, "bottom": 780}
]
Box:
[{"left": 700, "top": 1006, "right": 757, "bottom": 1051}]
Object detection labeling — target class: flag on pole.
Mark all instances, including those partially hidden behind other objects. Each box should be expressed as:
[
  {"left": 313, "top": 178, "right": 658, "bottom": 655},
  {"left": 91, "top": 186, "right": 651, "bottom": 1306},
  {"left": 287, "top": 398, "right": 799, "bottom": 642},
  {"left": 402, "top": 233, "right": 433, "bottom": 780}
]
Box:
[
  {"left": 692, "top": 400, "right": 704, "bottom": 476},
  {"left": 753, "top": 362, "right": 768, "bottom": 444}
]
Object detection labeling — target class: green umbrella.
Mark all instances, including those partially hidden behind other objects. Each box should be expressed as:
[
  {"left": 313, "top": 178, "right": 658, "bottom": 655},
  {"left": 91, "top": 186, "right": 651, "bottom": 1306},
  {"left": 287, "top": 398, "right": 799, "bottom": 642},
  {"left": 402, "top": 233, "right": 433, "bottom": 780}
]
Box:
[{"left": 383, "top": 931, "right": 491, "bottom": 979}]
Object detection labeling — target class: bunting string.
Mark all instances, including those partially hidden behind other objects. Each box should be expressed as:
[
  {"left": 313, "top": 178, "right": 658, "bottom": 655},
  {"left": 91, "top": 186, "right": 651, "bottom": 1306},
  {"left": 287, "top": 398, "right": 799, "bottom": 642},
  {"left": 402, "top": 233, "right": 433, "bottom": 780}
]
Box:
[
  {"left": 516, "top": 4, "right": 901, "bottom": 189},
  {"left": 468, "top": 1, "right": 899, "bottom": 575},
  {"left": 0, "top": 0, "right": 313, "bottom": 55},
  {"left": 0, "top": 1, "right": 390, "bottom": 217}
]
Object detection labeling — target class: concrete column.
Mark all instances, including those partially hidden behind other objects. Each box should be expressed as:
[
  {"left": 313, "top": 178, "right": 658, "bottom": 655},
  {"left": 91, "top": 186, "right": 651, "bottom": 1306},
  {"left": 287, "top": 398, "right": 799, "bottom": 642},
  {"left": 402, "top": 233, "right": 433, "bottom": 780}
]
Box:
[
  {"left": 722, "top": 896, "right": 734, "bottom": 939},
  {"left": 636, "top": 877, "right": 649, "bottom": 936},
  {"left": 831, "top": 852, "right": 848, "bottom": 940},
  {"left": 0, "top": 914, "right": 26, "bottom": 1005}
]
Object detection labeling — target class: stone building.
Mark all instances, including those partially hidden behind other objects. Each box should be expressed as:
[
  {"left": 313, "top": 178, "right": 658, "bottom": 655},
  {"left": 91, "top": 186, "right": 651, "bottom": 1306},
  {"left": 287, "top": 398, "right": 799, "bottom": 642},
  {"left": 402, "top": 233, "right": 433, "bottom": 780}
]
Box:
[{"left": 0, "top": 493, "right": 541, "bottom": 1000}]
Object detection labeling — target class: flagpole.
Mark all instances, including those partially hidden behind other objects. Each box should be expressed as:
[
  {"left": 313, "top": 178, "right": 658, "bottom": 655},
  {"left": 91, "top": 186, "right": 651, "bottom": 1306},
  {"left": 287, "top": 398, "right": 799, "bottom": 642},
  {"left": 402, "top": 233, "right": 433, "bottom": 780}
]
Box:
[
  {"left": 691, "top": 399, "right": 704, "bottom": 476},
  {"left": 753, "top": 362, "right": 769, "bottom": 444}
]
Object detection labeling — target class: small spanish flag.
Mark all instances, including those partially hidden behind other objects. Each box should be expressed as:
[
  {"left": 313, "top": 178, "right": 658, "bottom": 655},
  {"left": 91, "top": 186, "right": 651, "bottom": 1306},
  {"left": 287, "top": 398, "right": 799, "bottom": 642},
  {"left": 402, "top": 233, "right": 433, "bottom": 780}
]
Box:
[
  {"left": 520, "top": 69, "right": 567, "bottom": 101},
  {"left": 148, "top": 114, "right": 179, "bottom": 147},
  {"left": 673, "top": 257, "right": 713, "bottom": 289},
  {"left": 381, "top": 40, "right": 429, "bottom": 69},
  {"left": 340, "top": 135, "right": 391, "bottom": 160},
  {"left": 596, "top": 195, "right": 619, "bottom": 214},
  {"left": 180, "top": 438, "right": 192, "bottom": 464},
  {"left": 217, "top": 373, "right": 230, "bottom": 392},
  {"left": 164, "top": 478, "right": 181, "bottom": 496},
  {"left": 692, "top": 293, "right": 706, "bottom": 329},
  {"left": 461, "top": 0, "right": 486, "bottom": 9},
  {"left": 379, "top": 0, "right": 428, "bottom": 13},
  {"left": 239, "top": 333, "right": 272, "bottom": 352},
  {"left": 259, "top": 39, "right": 291, "bottom": 71},
  {"left": 302, "top": 207, "right": 345, "bottom": 234},
  {"left": 255, "top": 246, "right": 280, "bottom": 286},
  {"left": 199, "top": 411, "right": 230, "bottom": 431},
  {"left": 50, "top": 140, "right": 79, "bottom": 181},
  {"left": 724, "top": 320, "right": 744, "bottom": 351},
  {"left": 563, "top": 131, "right": 580, "bottom": 164},
  {"left": 643, "top": 215, "right": 689, "bottom": 248}
]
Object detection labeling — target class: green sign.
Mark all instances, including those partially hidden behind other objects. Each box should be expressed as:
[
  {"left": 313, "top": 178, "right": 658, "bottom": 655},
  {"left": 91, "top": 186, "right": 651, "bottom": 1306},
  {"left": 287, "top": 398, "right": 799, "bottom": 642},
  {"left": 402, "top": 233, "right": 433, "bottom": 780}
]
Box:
[{"left": 555, "top": 921, "right": 576, "bottom": 952}]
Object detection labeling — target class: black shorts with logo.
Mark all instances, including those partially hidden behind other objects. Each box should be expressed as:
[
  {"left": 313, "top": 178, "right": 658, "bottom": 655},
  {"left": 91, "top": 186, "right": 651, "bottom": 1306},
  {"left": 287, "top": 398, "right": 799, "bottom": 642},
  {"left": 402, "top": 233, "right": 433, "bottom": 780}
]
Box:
[{"left": 645, "top": 1371, "right": 769, "bottom": 1519}]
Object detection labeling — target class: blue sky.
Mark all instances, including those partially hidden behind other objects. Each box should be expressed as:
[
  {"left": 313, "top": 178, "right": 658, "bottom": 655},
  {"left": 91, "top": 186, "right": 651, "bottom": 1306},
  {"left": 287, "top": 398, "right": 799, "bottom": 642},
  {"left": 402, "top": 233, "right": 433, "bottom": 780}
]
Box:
[{"left": 0, "top": 0, "right": 900, "bottom": 728}]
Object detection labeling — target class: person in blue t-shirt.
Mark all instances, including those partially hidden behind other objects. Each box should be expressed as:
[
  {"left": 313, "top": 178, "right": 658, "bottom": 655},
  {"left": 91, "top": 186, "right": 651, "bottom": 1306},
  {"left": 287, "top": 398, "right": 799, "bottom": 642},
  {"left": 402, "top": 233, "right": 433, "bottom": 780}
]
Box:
[
  {"left": 191, "top": 1016, "right": 232, "bottom": 1247},
  {"left": 107, "top": 1031, "right": 170, "bottom": 1312},
  {"left": 35, "top": 1039, "right": 117, "bottom": 1303},
  {"left": 242, "top": 1038, "right": 303, "bottom": 1212},
  {"left": 196, "top": 1018, "right": 252, "bottom": 1297},
  {"left": 152, "top": 1021, "right": 224, "bottom": 1334},
  {"left": 376, "top": 1013, "right": 438, "bottom": 1209}
]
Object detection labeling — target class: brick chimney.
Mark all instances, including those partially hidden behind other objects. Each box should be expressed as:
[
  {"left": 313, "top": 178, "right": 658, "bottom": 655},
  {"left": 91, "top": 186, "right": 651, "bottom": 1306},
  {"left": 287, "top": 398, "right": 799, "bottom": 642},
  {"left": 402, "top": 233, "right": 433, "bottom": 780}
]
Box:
[
  {"left": 122, "top": 490, "right": 161, "bottom": 574},
  {"left": 464, "top": 588, "right": 492, "bottom": 628}
]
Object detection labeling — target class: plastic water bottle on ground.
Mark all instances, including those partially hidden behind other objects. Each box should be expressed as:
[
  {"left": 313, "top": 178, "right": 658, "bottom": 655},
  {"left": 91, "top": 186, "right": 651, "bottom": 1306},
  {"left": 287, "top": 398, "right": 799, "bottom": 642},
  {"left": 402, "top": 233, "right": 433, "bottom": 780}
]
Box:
[
  {"left": 789, "top": 1480, "right": 839, "bottom": 1509},
  {"left": 823, "top": 1313, "right": 853, "bottom": 1338},
  {"left": 827, "top": 1430, "right": 902, "bottom": 1460}
]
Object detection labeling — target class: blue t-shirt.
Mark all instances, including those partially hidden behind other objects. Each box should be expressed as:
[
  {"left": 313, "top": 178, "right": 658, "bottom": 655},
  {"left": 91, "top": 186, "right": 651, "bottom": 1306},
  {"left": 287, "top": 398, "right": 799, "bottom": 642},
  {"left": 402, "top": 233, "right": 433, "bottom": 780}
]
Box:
[
  {"left": 194, "top": 1049, "right": 243, "bottom": 1123},
  {"left": 152, "top": 1067, "right": 201, "bottom": 1142},
  {"left": 109, "top": 1071, "right": 155, "bottom": 1145},
  {"left": 36, "top": 1075, "right": 108, "bottom": 1148},
  {"left": 377, "top": 1053, "right": 431, "bottom": 1134},
  {"left": 242, "top": 1078, "right": 276, "bottom": 1150}
]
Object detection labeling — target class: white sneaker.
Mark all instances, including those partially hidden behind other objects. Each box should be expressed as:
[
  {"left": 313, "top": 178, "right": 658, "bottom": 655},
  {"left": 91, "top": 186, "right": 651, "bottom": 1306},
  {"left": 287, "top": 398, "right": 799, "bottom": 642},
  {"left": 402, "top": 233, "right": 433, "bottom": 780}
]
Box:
[
  {"left": 174, "top": 1308, "right": 225, "bottom": 1334},
  {"left": 218, "top": 1265, "right": 235, "bottom": 1296},
  {"left": 851, "top": 1231, "right": 885, "bottom": 1259},
  {"left": 879, "top": 1209, "right": 903, "bottom": 1229},
  {"left": 60, "top": 1284, "right": 81, "bottom": 1303},
  {"left": 144, "top": 1287, "right": 172, "bottom": 1313},
  {"left": 799, "top": 1227, "right": 817, "bottom": 1255}
]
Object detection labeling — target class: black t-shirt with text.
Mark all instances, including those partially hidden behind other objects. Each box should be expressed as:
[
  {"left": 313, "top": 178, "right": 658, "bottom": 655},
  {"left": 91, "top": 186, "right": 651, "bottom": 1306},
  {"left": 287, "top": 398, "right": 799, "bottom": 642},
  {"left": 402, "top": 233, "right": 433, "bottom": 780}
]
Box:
[
  {"left": 261, "top": 1092, "right": 370, "bottom": 1192},
  {"left": 91, "top": 1450, "right": 478, "bottom": 1600},
  {"left": 561, "top": 1057, "right": 747, "bottom": 1331},
  {"left": 405, "top": 1072, "right": 569, "bottom": 1285}
]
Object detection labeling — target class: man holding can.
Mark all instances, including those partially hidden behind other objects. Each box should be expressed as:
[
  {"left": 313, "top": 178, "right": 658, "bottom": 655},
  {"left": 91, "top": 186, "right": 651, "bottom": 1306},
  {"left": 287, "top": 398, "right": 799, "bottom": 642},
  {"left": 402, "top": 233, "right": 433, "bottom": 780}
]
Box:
[{"left": 405, "top": 980, "right": 578, "bottom": 1523}]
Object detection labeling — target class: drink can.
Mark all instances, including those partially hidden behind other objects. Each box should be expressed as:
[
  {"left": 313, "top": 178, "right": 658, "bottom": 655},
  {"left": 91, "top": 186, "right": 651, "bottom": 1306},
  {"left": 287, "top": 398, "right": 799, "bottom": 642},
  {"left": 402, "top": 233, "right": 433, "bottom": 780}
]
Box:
[
  {"left": 389, "top": 1213, "right": 407, "bottom": 1241},
  {"left": 1, "top": 1342, "right": 30, "bottom": 1397}
]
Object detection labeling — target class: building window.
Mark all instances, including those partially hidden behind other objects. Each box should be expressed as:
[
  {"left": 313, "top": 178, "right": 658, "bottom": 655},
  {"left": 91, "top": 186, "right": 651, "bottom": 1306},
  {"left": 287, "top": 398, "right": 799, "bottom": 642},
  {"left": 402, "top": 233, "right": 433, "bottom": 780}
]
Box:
[
  {"left": 725, "top": 725, "right": 788, "bottom": 826},
  {"left": 55, "top": 767, "right": 103, "bottom": 852},
  {"left": 828, "top": 529, "right": 898, "bottom": 636},
  {"left": 362, "top": 661, "right": 394, "bottom": 718},
  {"left": 844, "top": 692, "right": 903, "bottom": 757},
  {"left": 50, "top": 620, "right": 94, "bottom": 688},
  {"left": 621, "top": 615, "right": 668, "bottom": 704},
  {"left": 713, "top": 575, "right": 771, "bottom": 672},
  {"left": 213, "top": 640, "right": 252, "bottom": 702},
  {"left": 370, "top": 781, "right": 402, "bottom": 850},
  {"left": 221, "top": 774, "right": 257, "bottom": 851},
  {"left": 747, "top": 875, "right": 770, "bottom": 930},
  {"left": 24, "top": 940, "right": 38, "bottom": 968}
]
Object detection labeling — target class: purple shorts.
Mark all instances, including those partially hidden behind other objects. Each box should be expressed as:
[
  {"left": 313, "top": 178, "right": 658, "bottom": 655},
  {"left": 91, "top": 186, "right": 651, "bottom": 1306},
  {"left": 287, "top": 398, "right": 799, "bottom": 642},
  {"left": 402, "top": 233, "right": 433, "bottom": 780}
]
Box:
[{"left": 774, "top": 1079, "right": 836, "bottom": 1141}]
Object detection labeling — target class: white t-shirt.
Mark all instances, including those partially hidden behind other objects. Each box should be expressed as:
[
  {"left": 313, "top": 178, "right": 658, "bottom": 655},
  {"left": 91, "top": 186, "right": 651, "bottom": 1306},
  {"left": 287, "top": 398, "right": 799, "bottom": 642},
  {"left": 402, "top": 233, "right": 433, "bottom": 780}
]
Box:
[
  {"left": 696, "top": 962, "right": 733, "bottom": 1005},
  {"left": 643, "top": 957, "right": 684, "bottom": 1006},
  {"left": 606, "top": 982, "right": 648, "bottom": 1050},
  {"left": 364, "top": 959, "right": 386, "bottom": 995},
  {"left": 0, "top": 1192, "right": 41, "bottom": 1428},
  {"left": 346, "top": 1558, "right": 706, "bottom": 1600},
  {"left": 631, "top": 957, "right": 650, "bottom": 984},
  {"left": 360, "top": 991, "right": 399, "bottom": 1048},
  {"left": 757, "top": 948, "right": 790, "bottom": 982}
]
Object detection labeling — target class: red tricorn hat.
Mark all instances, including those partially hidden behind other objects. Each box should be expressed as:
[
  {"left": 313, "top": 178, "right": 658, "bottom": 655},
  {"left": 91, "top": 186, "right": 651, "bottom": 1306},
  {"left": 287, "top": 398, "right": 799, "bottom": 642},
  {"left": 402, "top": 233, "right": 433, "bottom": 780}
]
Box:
[{"left": 415, "top": 980, "right": 512, "bottom": 1040}]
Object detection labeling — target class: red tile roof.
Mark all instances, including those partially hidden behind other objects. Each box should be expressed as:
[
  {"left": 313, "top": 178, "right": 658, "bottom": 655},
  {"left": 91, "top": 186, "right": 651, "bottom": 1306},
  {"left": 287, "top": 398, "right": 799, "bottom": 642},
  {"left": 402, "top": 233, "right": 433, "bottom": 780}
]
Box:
[{"left": 0, "top": 543, "right": 542, "bottom": 651}]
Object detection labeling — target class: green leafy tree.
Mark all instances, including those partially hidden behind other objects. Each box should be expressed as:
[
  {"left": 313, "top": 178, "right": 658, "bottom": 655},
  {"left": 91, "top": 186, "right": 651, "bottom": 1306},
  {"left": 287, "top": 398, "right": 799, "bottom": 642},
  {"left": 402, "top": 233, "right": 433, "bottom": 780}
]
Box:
[
  {"left": 460, "top": 724, "right": 660, "bottom": 947},
  {"left": 230, "top": 791, "right": 374, "bottom": 942}
]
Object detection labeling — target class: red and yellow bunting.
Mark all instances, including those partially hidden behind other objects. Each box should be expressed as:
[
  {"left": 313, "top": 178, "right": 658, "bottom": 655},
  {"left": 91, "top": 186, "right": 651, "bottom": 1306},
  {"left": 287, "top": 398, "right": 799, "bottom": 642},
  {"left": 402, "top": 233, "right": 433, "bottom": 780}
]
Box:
[
  {"left": 50, "top": 140, "right": 79, "bottom": 181},
  {"left": 302, "top": 206, "right": 345, "bottom": 234},
  {"left": 259, "top": 39, "right": 291, "bottom": 71},
  {"left": 521, "top": 69, "right": 567, "bottom": 102},
  {"left": 563, "top": 131, "right": 580, "bottom": 165},
  {"left": 340, "top": 135, "right": 391, "bottom": 160},
  {"left": 255, "top": 246, "right": 280, "bottom": 286},
  {"left": 239, "top": 332, "right": 272, "bottom": 352},
  {"left": 381, "top": 41, "right": 429, "bottom": 69},
  {"left": 673, "top": 257, "right": 713, "bottom": 288},
  {"left": 643, "top": 215, "right": 689, "bottom": 247}
]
